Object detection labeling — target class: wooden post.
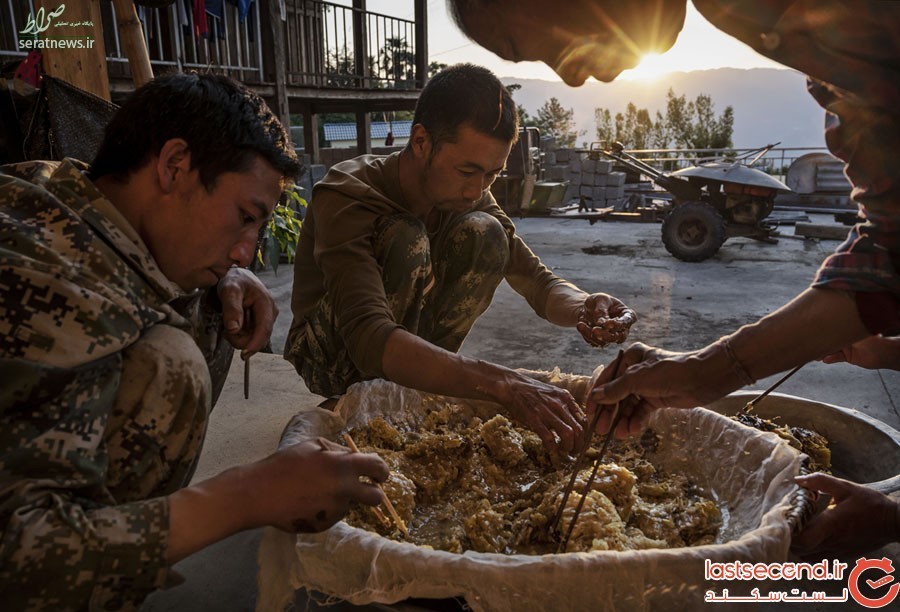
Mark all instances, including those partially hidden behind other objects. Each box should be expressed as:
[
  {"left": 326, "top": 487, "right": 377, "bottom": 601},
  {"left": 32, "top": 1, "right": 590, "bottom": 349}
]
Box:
[
  {"left": 352, "top": 0, "right": 368, "bottom": 88},
  {"left": 414, "top": 0, "right": 428, "bottom": 88},
  {"left": 355, "top": 108, "right": 370, "bottom": 155},
  {"left": 267, "top": 0, "right": 290, "bottom": 129},
  {"left": 34, "top": 0, "right": 110, "bottom": 100},
  {"left": 303, "top": 109, "right": 320, "bottom": 164},
  {"left": 111, "top": 0, "right": 153, "bottom": 87}
]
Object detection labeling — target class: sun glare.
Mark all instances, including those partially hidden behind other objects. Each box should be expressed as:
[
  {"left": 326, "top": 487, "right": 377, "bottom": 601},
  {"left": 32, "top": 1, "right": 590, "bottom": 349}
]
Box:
[{"left": 619, "top": 53, "right": 673, "bottom": 81}]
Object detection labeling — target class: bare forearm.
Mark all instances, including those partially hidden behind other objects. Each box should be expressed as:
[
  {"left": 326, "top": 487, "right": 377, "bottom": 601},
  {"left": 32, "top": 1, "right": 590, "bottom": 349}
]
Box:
[
  {"left": 166, "top": 440, "right": 390, "bottom": 564},
  {"left": 728, "top": 287, "right": 870, "bottom": 380},
  {"left": 382, "top": 328, "right": 516, "bottom": 404}
]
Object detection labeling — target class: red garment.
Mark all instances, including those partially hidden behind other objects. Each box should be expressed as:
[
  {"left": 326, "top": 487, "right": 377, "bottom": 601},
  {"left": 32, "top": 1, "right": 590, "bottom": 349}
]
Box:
[
  {"left": 14, "top": 50, "right": 42, "bottom": 88},
  {"left": 193, "top": 0, "right": 208, "bottom": 39}
]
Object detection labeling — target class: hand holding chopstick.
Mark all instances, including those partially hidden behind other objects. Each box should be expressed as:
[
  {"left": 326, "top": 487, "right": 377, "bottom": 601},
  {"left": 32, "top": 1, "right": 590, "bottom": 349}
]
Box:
[
  {"left": 553, "top": 350, "right": 627, "bottom": 549},
  {"left": 343, "top": 433, "right": 409, "bottom": 538}
]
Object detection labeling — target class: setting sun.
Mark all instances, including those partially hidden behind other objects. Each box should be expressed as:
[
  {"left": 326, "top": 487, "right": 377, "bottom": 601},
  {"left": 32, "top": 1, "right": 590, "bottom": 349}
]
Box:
[
  {"left": 619, "top": 53, "right": 673, "bottom": 81},
  {"left": 428, "top": 2, "right": 785, "bottom": 83}
]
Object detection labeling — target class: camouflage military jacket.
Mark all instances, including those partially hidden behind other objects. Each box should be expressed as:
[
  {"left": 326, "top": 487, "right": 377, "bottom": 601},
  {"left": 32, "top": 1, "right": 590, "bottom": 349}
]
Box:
[{"left": 0, "top": 160, "right": 223, "bottom": 609}]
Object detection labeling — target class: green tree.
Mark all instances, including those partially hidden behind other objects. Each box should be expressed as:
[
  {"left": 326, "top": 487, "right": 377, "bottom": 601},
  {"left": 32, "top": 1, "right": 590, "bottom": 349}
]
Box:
[
  {"left": 507, "top": 83, "right": 537, "bottom": 128},
  {"left": 621, "top": 102, "right": 655, "bottom": 149},
  {"left": 594, "top": 107, "right": 614, "bottom": 145},
  {"left": 649, "top": 111, "right": 668, "bottom": 149},
  {"left": 534, "top": 97, "right": 581, "bottom": 148},
  {"left": 429, "top": 61, "right": 448, "bottom": 77},
  {"left": 709, "top": 105, "right": 734, "bottom": 150},
  {"left": 325, "top": 50, "right": 357, "bottom": 87},
  {"left": 593, "top": 89, "right": 733, "bottom": 151},
  {"left": 663, "top": 89, "right": 734, "bottom": 150},
  {"left": 379, "top": 37, "right": 416, "bottom": 87},
  {"left": 663, "top": 89, "right": 691, "bottom": 148}
]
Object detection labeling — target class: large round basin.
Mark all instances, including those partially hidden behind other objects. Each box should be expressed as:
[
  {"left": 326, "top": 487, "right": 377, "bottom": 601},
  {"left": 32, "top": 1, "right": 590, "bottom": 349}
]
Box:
[{"left": 707, "top": 391, "right": 900, "bottom": 493}]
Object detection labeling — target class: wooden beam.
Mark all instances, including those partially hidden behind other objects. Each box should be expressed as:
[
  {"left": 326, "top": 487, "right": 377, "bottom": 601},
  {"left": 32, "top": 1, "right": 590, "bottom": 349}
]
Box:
[
  {"left": 34, "top": 0, "right": 110, "bottom": 100},
  {"left": 111, "top": 0, "right": 153, "bottom": 88},
  {"left": 794, "top": 222, "right": 852, "bottom": 241}
]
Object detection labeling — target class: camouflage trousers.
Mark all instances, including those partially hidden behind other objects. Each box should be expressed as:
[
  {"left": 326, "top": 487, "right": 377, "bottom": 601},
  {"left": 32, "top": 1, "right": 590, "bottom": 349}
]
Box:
[{"left": 286, "top": 211, "right": 509, "bottom": 398}]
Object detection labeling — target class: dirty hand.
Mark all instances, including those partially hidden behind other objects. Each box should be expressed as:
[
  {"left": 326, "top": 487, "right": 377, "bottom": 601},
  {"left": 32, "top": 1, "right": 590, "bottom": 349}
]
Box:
[
  {"left": 218, "top": 267, "right": 278, "bottom": 358},
  {"left": 821, "top": 334, "right": 900, "bottom": 371},
  {"left": 586, "top": 341, "right": 741, "bottom": 438},
  {"left": 503, "top": 373, "right": 586, "bottom": 457},
  {"left": 576, "top": 293, "right": 637, "bottom": 348},
  {"left": 792, "top": 473, "right": 900, "bottom": 559},
  {"left": 248, "top": 437, "right": 389, "bottom": 534}
]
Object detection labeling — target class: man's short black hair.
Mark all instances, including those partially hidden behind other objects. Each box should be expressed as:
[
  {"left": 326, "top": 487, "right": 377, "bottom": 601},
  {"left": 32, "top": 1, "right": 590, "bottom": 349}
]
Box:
[
  {"left": 412, "top": 63, "right": 518, "bottom": 150},
  {"left": 89, "top": 72, "right": 302, "bottom": 189}
]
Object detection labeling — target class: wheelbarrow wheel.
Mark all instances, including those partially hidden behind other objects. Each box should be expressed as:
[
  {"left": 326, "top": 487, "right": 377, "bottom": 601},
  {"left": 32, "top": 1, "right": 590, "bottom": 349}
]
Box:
[{"left": 661, "top": 201, "right": 726, "bottom": 262}]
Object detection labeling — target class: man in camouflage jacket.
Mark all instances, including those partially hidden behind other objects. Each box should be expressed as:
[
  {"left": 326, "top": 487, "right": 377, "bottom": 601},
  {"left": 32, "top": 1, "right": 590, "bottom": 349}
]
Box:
[{"left": 0, "top": 73, "right": 389, "bottom": 610}]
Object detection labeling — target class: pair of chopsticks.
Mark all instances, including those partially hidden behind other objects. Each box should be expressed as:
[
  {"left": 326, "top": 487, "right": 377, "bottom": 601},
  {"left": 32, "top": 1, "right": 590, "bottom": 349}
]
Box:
[
  {"left": 553, "top": 355, "right": 806, "bottom": 552},
  {"left": 343, "top": 433, "right": 409, "bottom": 539},
  {"left": 553, "top": 350, "right": 628, "bottom": 553}
]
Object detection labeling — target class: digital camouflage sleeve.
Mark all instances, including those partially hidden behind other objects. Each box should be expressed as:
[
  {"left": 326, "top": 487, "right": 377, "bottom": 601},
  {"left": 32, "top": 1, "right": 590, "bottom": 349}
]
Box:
[{"left": 0, "top": 160, "right": 231, "bottom": 610}]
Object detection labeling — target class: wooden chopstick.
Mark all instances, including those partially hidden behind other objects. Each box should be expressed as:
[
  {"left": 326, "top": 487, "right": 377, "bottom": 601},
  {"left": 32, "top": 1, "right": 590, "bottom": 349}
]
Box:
[
  {"left": 243, "top": 356, "right": 250, "bottom": 400},
  {"left": 343, "top": 433, "right": 410, "bottom": 539},
  {"left": 741, "top": 363, "right": 805, "bottom": 414},
  {"left": 369, "top": 504, "right": 392, "bottom": 529},
  {"left": 552, "top": 349, "right": 625, "bottom": 540},
  {"left": 558, "top": 403, "right": 625, "bottom": 553}
]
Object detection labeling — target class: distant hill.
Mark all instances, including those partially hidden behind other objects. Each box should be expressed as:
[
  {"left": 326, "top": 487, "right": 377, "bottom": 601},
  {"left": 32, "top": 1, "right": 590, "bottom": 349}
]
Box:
[{"left": 501, "top": 68, "right": 827, "bottom": 150}]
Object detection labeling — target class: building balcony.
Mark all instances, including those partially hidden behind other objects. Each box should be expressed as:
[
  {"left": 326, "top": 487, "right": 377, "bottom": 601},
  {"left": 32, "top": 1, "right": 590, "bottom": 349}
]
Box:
[{"left": 1, "top": 0, "right": 427, "bottom": 160}]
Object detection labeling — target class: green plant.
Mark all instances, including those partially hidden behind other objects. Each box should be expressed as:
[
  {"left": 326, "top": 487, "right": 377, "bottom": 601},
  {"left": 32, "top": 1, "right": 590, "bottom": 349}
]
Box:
[{"left": 256, "top": 185, "right": 306, "bottom": 273}]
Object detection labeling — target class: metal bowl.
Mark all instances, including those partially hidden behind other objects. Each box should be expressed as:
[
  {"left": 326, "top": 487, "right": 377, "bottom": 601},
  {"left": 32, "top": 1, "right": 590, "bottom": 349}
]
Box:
[{"left": 707, "top": 391, "right": 900, "bottom": 493}]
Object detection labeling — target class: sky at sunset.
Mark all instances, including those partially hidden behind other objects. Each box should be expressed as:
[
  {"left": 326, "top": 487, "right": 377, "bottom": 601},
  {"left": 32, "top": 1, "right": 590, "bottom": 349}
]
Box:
[{"left": 367, "top": 1, "right": 786, "bottom": 81}]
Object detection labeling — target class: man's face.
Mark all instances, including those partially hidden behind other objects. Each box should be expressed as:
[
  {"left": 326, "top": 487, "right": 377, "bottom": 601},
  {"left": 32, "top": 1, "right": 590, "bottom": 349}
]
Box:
[
  {"left": 418, "top": 124, "right": 512, "bottom": 212},
  {"left": 458, "top": 0, "right": 685, "bottom": 86},
  {"left": 151, "top": 155, "right": 283, "bottom": 291}
]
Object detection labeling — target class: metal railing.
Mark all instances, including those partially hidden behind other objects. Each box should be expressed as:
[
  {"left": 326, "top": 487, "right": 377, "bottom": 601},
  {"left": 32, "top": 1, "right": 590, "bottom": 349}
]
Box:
[
  {"left": 1, "top": 0, "right": 264, "bottom": 83},
  {"left": 105, "top": 1, "right": 264, "bottom": 82},
  {"left": 1, "top": 0, "right": 32, "bottom": 61},
  {"left": 283, "top": 0, "right": 421, "bottom": 89},
  {"left": 3, "top": 1, "right": 423, "bottom": 91}
]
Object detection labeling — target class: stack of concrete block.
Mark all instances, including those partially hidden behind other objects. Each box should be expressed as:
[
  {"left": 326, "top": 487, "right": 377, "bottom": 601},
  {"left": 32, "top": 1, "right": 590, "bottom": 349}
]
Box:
[{"left": 544, "top": 148, "right": 628, "bottom": 211}]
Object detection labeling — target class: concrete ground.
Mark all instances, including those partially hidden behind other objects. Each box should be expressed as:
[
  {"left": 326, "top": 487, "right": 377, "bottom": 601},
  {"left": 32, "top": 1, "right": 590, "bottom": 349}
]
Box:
[{"left": 142, "top": 214, "right": 899, "bottom": 611}]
